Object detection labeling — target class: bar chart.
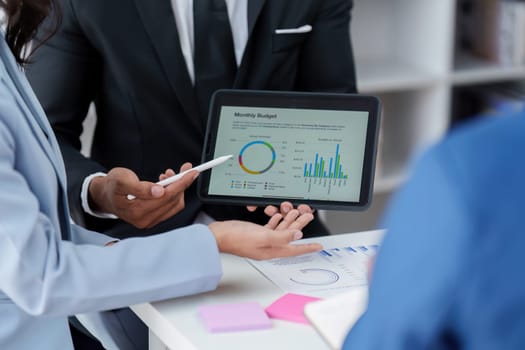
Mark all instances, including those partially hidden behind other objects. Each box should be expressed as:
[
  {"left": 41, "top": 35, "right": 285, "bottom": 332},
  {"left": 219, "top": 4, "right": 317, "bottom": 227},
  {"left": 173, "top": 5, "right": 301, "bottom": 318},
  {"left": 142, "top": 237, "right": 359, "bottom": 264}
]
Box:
[
  {"left": 300, "top": 144, "right": 351, "bottom": 196},
  {"left": 303, "top": 144, "right": 348, "bottom": 180}
]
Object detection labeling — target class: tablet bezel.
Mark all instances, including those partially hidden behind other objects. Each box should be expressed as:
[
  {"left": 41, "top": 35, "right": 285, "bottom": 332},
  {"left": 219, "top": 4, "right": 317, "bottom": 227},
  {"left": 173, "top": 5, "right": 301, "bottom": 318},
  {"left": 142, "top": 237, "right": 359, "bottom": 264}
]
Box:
[{"left": 198, "top": 89, "right": 381, "bottom": 210}]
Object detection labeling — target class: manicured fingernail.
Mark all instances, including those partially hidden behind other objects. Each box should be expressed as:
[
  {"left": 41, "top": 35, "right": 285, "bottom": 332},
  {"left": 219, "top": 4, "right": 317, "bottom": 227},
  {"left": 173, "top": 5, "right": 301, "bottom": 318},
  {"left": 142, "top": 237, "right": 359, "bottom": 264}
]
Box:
[
  {"left": 293, "top": 231, "right": 303, "bottom": 240},
  {"left": 151, "top": 186, "right": 164, "bottom": 197}
]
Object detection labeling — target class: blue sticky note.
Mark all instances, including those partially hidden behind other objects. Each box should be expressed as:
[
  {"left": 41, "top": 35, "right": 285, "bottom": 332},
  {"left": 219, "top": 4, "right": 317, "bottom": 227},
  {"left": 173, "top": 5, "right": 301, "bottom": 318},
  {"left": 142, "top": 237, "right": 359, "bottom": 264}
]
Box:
[{"left": 198, "top": 302, "right": 272, "bottom": 332}]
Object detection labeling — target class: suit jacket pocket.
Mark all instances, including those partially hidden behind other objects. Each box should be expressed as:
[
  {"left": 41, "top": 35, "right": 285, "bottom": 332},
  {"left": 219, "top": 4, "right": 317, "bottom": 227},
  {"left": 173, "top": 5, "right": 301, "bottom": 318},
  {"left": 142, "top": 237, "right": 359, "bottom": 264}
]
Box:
[{"left": 272, "top": 32, "right": 309, "bottom": 53}]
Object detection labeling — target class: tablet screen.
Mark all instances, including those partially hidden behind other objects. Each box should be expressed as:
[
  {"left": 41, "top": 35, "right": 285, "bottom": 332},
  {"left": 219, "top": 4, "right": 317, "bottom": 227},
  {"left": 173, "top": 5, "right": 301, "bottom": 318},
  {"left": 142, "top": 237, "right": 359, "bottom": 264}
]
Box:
[{"left": 198, "top": 90, "right": 381, "bottom": 210}]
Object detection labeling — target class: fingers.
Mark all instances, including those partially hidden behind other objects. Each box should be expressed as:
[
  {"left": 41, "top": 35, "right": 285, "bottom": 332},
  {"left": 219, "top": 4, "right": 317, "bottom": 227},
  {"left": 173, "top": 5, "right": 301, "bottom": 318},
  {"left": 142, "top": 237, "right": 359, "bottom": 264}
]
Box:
[
  {"left": 251, "top": 203, "right": 295, "bottom": 216},
  {"left": 124, "top": 179, "right": 165, "bottom": 200},
  {"left": 280, "top": 202, "right": 294, "bottom": 214},
  {"left": 158, "top": 161, "right": 192, "bottom": 181},
  {"left": 282, "top": 212, "right": 314, "bottom": 231},
  {"left": 264, "top": 213, "right": 284, "bottom": 229},
  {"left": 274, "top": 209, "right": 300, "bottom": 230},
  {"left": 268, "top": 227, "right": 303, "bottom": 245},
  {"left": 159, "top": 168, "right": 176, "bottom": 181},
  {"left": 297, "top": 204, "right": 315, "bottom": 215},
  {"left": 264, "top": 209, "right": 314, "bottom": 231},
  {"left": 139, "top": 171, "right": 198, "bottom": 226},
  {"left": 119, "top": 169, "right": 164, "bottom": 199},
  {"left": 246, "top": 205, "right": 257, "bottom": 212},
  {"left": 252, "top": 228, "right": 323, "bottom": 260},
  {"left": 101, "top": 168, "right": 165, "bottom": 202},
  {"left": 263, "top": 202, "right": 313, "bottom": 217},
  {"left": 179, "top": 162, "right": 193, "bottom": 172},
  {"left": 264, "top": 202, "right": 292, "bottom": 216},
  {"left": 107, "top": 165, "right": 198, "bottom": 228},
  {"left": 209, "top": 220, "right": 323, "bottom": 261},
  {"left": 164, "top": 169, "right": 198, "bottom": 192},
  {"left": 264, "top": 242, "right": 323, "bottom": 259},
  {"left": 266, "top": 229, "right": 323, "bottom": 258},
  {"left": 134, "top": 164, "right": 197, "bottom": 201},
  {"left": 263, "top": 205, "right": 279, "bottom": 216}
]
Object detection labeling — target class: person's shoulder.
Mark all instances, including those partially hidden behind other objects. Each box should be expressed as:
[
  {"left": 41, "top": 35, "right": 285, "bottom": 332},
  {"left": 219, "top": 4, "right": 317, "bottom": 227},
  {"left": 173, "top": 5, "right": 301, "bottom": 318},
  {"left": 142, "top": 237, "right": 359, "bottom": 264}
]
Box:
[
  {"left": 408, "top": 109, "right": 525, "bottom": 200},
  {"left": 446, "top": 110, "right": 525, "bottom": 148},
  {"left": 423, "top": 109, "right": 525, "bottom": 205},
  {"left": 436, "top": 110, "right": 525, "bottom": 164}
]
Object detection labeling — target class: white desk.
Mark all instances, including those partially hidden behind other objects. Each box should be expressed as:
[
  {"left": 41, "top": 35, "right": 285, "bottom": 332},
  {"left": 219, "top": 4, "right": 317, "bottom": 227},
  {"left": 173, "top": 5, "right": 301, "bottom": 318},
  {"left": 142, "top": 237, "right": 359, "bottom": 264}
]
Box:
[{"left": 131, "top": 230, "right": 385, "bottom": 350}]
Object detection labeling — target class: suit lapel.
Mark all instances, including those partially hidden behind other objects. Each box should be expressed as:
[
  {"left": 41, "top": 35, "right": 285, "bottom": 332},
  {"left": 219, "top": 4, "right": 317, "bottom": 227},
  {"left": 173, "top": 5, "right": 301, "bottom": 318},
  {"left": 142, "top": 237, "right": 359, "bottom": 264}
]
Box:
[
  {"left": 247, "top": 0, "right": 267, "bottom": 38},
  {"left": 235, "top": 0, "right": 266, "bottom": 86},
  {"left": 133, "top": 0, "right": 200, "bottom": 124}
]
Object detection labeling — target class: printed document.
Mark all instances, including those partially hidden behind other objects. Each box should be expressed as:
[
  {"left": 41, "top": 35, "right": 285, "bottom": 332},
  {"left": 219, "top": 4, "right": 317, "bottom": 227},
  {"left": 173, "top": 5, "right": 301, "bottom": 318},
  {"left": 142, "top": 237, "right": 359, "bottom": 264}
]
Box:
[{"left": 248, "top": 236, "right": 379, "bottom": 298}]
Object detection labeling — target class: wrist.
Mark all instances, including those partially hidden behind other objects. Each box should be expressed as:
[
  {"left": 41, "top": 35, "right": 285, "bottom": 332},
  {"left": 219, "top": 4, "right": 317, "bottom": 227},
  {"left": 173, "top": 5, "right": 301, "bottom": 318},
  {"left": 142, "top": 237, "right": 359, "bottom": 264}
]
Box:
[
  {"left": 81, "top": 172, "right": 118, "bottom": 219},
  {"left": 88, "top": 175, "right": 106, "bottom": 212},
  {"left": 208, "top": 221, "right": 225, "bottom": 252}
]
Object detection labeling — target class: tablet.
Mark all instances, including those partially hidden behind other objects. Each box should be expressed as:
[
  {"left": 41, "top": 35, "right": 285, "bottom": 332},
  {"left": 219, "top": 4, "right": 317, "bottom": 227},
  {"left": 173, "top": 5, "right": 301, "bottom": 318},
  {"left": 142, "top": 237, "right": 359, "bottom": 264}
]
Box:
[{"left": 198, "top": 90, "right": 381, "bottom": 210}]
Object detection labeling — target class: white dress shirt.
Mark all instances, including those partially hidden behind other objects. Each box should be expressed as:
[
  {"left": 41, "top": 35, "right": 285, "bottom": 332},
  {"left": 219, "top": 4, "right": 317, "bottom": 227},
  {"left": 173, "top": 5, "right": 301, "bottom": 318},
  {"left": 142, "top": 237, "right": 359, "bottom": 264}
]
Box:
[
  {"left": 81, "top": 0, "right": 248, "bottom": 218},
  {"left": 172, "top": 0, "right": 248, "bottom": 83}
]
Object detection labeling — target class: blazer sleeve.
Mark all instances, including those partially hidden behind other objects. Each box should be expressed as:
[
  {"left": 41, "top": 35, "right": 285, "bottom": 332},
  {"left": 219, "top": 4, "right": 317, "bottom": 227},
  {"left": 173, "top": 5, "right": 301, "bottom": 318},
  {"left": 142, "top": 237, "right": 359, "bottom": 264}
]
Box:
[
  {"left": 69, "top": 223, "right": 117, "bottom": 246},
  {"left": 26, "top": 0, "right": 105, "bottom": 225},
  {"left": 0, "top": 119, "right": 222, "bottom": 317},
  {"left": 297, "top": 0, "right": 357, "bottom": 93}
]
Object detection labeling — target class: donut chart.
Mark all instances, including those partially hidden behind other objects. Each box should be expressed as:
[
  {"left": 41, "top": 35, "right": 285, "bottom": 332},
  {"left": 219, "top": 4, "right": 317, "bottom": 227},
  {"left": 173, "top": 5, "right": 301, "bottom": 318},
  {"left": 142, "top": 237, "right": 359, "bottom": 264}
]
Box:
[
  {"left": 238, "top": 140, "right": 276, "bottom": 174},
  {"left": 289, "top": 268, "right": 340, "bottom": 286}
]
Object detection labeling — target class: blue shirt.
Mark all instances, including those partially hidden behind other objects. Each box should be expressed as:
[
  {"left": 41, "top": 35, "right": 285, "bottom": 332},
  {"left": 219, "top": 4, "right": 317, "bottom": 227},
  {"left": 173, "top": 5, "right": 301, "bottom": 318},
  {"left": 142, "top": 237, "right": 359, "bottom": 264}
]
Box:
[{"left": 343, "top": 110, "right": 525, "bottom": 349}]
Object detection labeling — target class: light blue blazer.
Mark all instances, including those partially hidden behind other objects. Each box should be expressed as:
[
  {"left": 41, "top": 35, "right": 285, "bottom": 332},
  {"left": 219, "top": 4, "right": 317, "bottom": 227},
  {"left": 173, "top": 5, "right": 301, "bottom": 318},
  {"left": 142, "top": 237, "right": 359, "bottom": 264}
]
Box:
[{"left": 0, "top": 37, "right": 222, "bottom": 349}]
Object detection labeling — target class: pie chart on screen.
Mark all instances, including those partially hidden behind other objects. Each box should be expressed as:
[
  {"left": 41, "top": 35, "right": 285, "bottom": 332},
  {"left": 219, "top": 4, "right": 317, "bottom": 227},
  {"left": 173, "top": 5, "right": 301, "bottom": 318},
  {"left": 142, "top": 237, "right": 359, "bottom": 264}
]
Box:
[{"left": 238, "top": 140, "right": 276, "bottom": 174}]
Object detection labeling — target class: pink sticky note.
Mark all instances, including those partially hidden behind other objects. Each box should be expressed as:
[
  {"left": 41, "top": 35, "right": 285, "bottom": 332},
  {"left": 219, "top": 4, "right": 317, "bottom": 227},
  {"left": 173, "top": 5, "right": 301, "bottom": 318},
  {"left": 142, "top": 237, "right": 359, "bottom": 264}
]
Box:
[
  {"left": 265, "top": 293, "right": 321, "bottom": 324},
  {"left": 198, "top": 302, "right": 272, "bottom": 332}
]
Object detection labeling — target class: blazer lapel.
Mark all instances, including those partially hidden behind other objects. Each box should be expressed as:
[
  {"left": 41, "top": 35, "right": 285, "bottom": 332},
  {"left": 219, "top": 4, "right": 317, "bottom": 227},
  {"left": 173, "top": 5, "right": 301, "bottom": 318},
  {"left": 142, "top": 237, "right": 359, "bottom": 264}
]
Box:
[
  {"left": 0, "top": 52, "right": 66, "bottom": 186},
  {"left": 12, "top": 87, "right": 72, "bottom": 239},
  {"left": 13, "top": 78, "right": 72, "bottom": 239},
  {"left": 235, "top": 0, "right": 266, "bottom": 86},
  {"left": 1, "top": 40, "right": 72, "bottom": 239},
  {"left": 133, "top": 0, "right": 201, "bottom": 125}
]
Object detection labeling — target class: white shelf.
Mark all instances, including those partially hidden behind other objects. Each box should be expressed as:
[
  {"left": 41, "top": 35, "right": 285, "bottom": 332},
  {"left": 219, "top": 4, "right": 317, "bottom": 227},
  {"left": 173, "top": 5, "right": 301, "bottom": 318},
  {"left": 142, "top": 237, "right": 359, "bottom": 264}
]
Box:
[
  {"left": 356, "top": 57, "right": 441, "bottom": 93},
  {"left": 374, "top": 171, "right": 407, "bottom": 193},
  {"left": 452, "top": 51, "right": 525, "bottom": 85}
]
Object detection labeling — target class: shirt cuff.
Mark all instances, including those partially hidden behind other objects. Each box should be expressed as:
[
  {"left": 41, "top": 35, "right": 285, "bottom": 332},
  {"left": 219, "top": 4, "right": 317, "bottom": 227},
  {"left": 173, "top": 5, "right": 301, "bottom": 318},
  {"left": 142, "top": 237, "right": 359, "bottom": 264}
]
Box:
[{"left": 81, "top": 172, "right": 119, "bottom": 219}]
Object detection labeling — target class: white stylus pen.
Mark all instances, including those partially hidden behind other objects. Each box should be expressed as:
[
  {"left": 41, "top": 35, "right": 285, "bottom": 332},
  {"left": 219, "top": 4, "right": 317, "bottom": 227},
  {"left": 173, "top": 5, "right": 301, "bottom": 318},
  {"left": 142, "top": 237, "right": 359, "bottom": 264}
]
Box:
[{"left": 127, "top": 154, "right": 233, "bottom": 200}]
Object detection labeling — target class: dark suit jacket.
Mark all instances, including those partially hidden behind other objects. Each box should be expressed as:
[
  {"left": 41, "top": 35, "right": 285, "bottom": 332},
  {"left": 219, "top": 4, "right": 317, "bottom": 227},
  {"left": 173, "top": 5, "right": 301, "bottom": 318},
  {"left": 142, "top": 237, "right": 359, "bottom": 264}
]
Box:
[{"left": 27, "top": 0, "right": 357, "bottom": 239}]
